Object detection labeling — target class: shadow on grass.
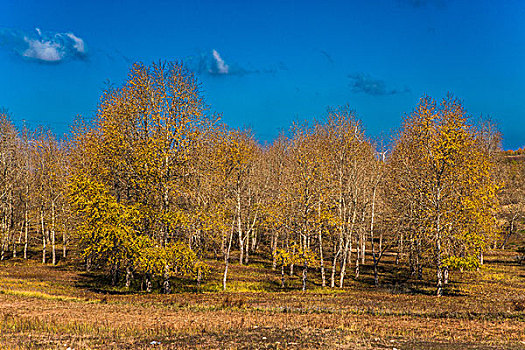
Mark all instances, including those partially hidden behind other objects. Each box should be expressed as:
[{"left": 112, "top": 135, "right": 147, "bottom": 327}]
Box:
[
  {"left": 351, "top": 260, "right": 468, "bottom": 297},
  {"left": 74, "top": 270, "right": 207, "bottom": 295},
  {"left": 13, "top": 248, "right": 475, "bottom": 297}
]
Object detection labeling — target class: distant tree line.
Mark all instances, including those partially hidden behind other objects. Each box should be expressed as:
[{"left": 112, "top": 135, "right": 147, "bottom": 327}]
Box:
[
  {"left": 503, "top": 148, "right": 525, "bottom": 156},
  {"left": 0, "top": 61, "right": 522, "bottom": 296}
]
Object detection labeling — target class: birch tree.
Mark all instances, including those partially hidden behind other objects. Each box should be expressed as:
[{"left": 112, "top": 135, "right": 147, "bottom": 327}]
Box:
[{"left": 388, "top": 95, "right": 499, "bottom": 296}]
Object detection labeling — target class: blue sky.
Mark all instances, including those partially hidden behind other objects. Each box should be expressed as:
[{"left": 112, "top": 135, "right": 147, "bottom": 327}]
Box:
[{"left": 1, "top": 0, "right": 524, "bottom": 149}]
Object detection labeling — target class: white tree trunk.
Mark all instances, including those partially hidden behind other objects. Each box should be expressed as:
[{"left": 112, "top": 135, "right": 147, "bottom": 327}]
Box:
[
  {"left": 51, "top": 201, "right": 56, "bottom": 265},
  {"left": 41, "top": 208, "right": 46, "bottom": 264}
]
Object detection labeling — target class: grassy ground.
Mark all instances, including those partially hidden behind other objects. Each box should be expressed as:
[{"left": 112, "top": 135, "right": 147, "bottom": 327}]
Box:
[{"left": 0, "top": 245, "right": 524, "bottom": 349}]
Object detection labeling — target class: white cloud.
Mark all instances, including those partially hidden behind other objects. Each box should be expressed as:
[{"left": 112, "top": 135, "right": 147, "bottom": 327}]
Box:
[
  {"left": 65, "top": 32, "right": 85, "bottom": 54},
  {"left": 211, "top": 49, "right": 229, "bottom": 74},
  {"left": 0, "top": 27, "right": 87, "bottom": 63},
  {"left": 186, "top": 49, "right": 281, "bottom": 77},
  {"left": 23, "top": 37, "right": 64, "bottom": 62}
]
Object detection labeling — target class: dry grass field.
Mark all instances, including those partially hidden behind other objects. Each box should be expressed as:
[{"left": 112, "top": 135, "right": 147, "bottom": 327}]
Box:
[{"left": 0, "top": 245, "right": 524, "bottom": 349}]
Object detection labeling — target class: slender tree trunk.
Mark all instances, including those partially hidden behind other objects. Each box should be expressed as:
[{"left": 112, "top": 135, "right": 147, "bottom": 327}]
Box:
[
  {"left": 369, "top": 185, "right": 378, "bottom": 285},
  {"left": 24, "top": 207, "right": 29, "bottom": 260},
  {"left": 396, "top": 232, "right": 403, "bottom": 265},
  {"left": 339, "top": 206, "right": 357, "bottom": 287},
  {"left": 197, "top": 266, "right": 202, "bottom": 287},
  {"left": 355, "top": 243, "right": 360, "bottom": 279},
  {"left": 236, "top": 188, "right": 244, "bottom": 266},
  {"left": 436, "top": 186, "right": 443, "bottom": 297},
  {"left": 24, "top": 147, "right": 30, "bottom": 260},
  {"left": 8, "top": 197, "right": 13, "bottom": 259},
  {"left": 479, "top": 249, "right": 484, "bottom": 266},
  {"left": 63, "top": 231, "right": 67, "bottom": 258},
  {"left": 331, "top": 239, "right": 341, "bottom": 288},
  {"left": 339, "top": 234, "right": 351, "bottom": 288},
  {"left": 251, "top": 228, "right": 257, "bottom": 251},
  {"left": 318, "top": 202, "right": 326, "bottom": 287},
  {"left": 163, "top": 264, "right": 171, "bottom": 294},
  {"left": 436, "top": 265, "right": 443, "bottom": 297},
  {"left": 125, "top": 265, "right": 132, "bottom": 289},
  {"left": 244, "top": 229, "right": 250, "bottom": 264},
  {"left": 271, "top": 231, "right": 278, "bottom": 270},
  {"left": 145, "top": 273, "right": 152, "bottom": 293},
  {"left": 417, "top": 238, "right": 423, "bottom": 280},
  {"left": 41, "top": 207, "right": 46, "bottom": 264},
  {"left": 289, "top": 243, "right": 295, "bottom": 276},
  {"left": 319, "top": 236, "right": 326, "bottom": 288},
  {"left": 436, "top": 236, "right": 443, "bottom": 297},
  {"left": 334, "top": 173, "right": 344, "bottom": 289},
  {"left": 361, "top": 231, "right": 366, "bottom": 265},
  {"left": 223, "top": 221, "right": 235, "bottom": 291},
  {"left": 85, "top": 255, "right": 92, "bottom": 272},
  {"left": 281, "top": 264, "right": 285, "bottom": 288},
  {"left": 372, "top": 244, "right": 380, "bottom": 286},
  {"left": 238, "top": 232, "right": 244, "bottom": 265},
  {"left": 0, "top": 215, "right": 5, "bottom": 261},
  {"left": 302, "top": 262, "right": 308, "bottom": 292},
  {"left": 163, "top": 184, "right": 170, "bottom": 246},
  {"left": 13, "top": 225, "right": 20, "bottom": 258},
  {"left": 51, "top": 201, "right": 56, "bottom": 265}
]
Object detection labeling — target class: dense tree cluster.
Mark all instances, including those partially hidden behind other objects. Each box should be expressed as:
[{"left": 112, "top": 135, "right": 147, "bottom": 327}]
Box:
[{"left": 0, "top": 62, "right": 521, "bottom": 296}]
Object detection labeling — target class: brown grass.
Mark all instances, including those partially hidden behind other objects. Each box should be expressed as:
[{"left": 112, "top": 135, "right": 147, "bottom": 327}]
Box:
[{"left": 0, "top": 248, "right": 524, "bottom": 349}]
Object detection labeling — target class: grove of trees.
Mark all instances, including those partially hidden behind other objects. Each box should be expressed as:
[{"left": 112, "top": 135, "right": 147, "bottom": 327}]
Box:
[{"left": 0, "top": 61, "right": 522, "bottom": 296}]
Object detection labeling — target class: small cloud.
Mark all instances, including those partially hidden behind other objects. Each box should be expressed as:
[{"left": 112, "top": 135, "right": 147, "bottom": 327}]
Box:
[
  {"left": 185, "top": 49, "right": 284, "bottom": 77},
  {"left": 204, "top": 49, "right": 248, "bottom": 76},
  {"left": 65, "top": 33, "right": 85, "bottom": 54},
  {"left": 211, "top": 49, "right": 229, "bottom": 74},
  {"left": 0, "top": 27, "right": 87, "bottom": 63},
  {"left": 348, "top": 73, "right": 410, "bottom": 96}
]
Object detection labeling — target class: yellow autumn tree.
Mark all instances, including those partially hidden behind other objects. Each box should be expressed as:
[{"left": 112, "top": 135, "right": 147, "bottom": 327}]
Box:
[
  {"left": 388, "top": 95, "right": 499, "bottom": 296},
  {"left": 68, "top": 61, "right": 210, "bottom": 289},
  {"left": 68, "top": 174, "right": 141, "bottom": 285}
]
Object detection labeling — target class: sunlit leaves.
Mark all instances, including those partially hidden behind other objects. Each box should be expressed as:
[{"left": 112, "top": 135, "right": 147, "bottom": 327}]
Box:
[{"left": 388, "top": 95, "right": 499, "bottom": 281}]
